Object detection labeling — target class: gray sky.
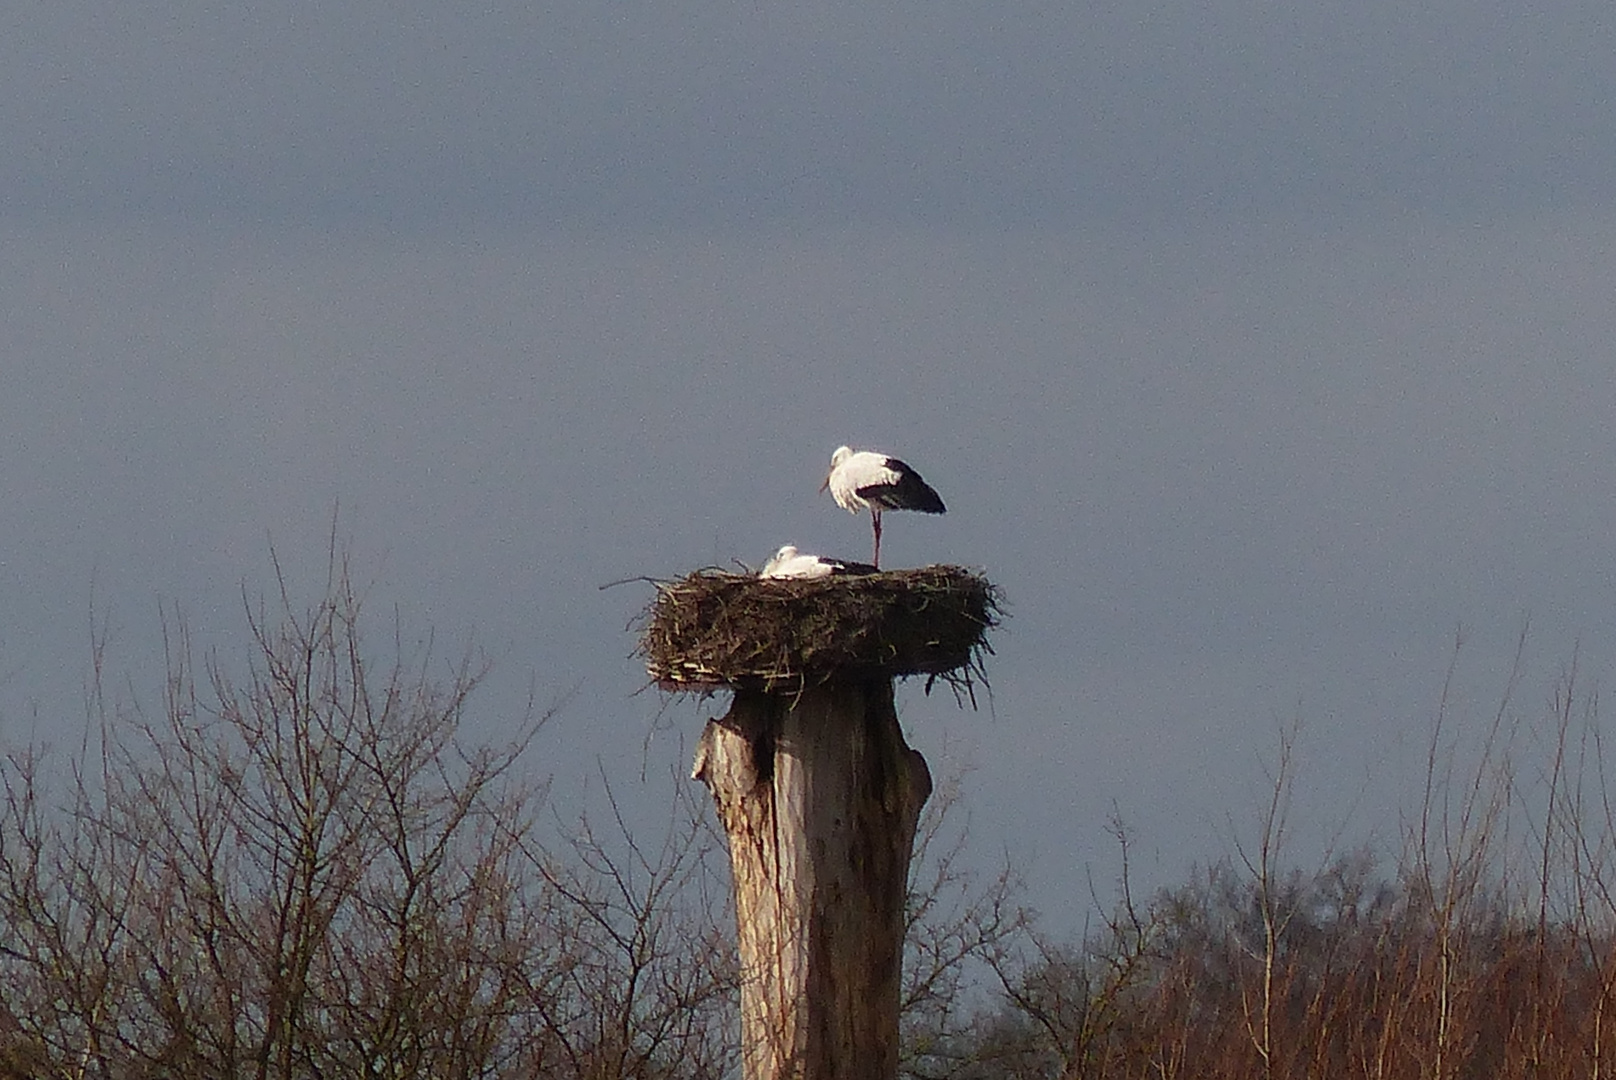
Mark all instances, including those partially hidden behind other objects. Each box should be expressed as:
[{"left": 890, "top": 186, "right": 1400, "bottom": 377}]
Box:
[
  {"left": 4, "top": 0, "right": 1616, "bottom": 930},
  {"left": 6, "top": 0, "right": 1615, "bottom": 224}
]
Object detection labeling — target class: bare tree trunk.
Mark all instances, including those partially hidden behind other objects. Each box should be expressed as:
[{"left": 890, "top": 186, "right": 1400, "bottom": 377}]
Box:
[{"left": 693, "top": 678, "right": 932, "bottom": 1080}]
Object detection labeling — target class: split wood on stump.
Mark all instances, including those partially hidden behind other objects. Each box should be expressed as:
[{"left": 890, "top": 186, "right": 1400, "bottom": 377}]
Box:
[{"left": 643, "top": 567, "right": 997, "bottom": 1080}]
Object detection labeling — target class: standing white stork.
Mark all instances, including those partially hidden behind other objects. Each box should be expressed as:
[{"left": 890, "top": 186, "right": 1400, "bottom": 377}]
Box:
[
  {"left": 820, "top": 446, "right": 946, "bottom": 568},
  {"left": 759, "top": 545, "right": 877, "bottom": 579}
]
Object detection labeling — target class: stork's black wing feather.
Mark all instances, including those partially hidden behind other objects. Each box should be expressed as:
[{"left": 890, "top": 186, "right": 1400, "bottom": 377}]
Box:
[{"left": 857, "top": 457, "right": 946, "bottom": 514}]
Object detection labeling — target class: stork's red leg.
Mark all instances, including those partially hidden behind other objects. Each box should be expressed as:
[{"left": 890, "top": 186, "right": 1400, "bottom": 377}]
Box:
[{"left": 872, "top": 509, "right": 883, "bottom": 569}]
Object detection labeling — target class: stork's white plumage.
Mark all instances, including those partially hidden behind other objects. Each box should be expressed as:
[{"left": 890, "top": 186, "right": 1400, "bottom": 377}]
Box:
[
  {"left": 820, "top": 445, "right": 946, "bottom": 568},
  {"left": 758, "top": 545, "right": 876, "bottom": 579}
]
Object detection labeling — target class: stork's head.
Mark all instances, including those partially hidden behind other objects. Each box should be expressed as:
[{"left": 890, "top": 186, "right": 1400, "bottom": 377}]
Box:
[
  {"left": 760, "top": 545, "right": 799, "bottom": 577},
  {"left": 820, "top": 445, "right": 854, "bottom": 492}
]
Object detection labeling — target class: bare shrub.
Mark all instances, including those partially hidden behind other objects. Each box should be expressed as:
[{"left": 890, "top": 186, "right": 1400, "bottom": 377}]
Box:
[
  {"left": 930, "top": 635, "right": 1616, "bottom": 1080},
  {"left": 0, "top": 553, "right": 738, "bottom": 1080},
  {"left": 900, "top": 769, "right": 1032, "bottom": 1080}
]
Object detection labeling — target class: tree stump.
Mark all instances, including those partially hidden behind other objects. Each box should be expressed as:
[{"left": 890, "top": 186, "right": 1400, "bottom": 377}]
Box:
[
  {"left": 693, "top": 679, "right": 932, "bottom": 1080},
  {"left": 640, "top": 568, "right": 997, "bottom": 1080}
]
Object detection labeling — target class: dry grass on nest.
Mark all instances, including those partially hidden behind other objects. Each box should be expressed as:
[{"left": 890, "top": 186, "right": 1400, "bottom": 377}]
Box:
[{"left": 638, "top": 565, "right": 1000, "bottom": 700}]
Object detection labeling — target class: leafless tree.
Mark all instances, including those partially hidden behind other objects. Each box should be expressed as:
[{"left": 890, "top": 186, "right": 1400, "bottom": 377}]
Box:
[
  {"left": 0, "top": 550, "right": 739, "bottom": 1080},
  {"left": 899, "top": 768, "right": 1031, "bottom": 1080}
]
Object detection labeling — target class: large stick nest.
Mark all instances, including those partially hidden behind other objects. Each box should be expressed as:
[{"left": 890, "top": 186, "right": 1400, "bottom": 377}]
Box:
[{"left": 638, "top": 566, "right": 1000, "bottom": 699}]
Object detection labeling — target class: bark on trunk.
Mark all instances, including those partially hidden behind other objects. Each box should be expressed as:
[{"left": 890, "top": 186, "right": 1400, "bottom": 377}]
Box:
[{"left": 692, "top": 678, "right": 932, "bottom": 1080}]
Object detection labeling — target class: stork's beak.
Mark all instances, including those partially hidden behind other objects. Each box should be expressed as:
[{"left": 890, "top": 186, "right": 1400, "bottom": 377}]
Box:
[{"left": 818, "top": 474, "right": 830, "bottom": 493}]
